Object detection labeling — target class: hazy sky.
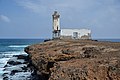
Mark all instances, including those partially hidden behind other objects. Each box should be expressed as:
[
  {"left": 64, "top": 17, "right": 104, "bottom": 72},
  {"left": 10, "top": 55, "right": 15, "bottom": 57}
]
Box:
[{"left": 0, "top": 0, "right": 120, "bottom": 39}]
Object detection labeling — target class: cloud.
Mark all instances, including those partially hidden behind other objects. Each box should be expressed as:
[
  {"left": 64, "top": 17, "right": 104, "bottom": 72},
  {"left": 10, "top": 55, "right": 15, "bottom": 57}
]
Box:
[
  {"left": 14, "top": 0, "right": 78, "bottom": 15},
  {"left": 15, "top": 0, "right": 120, "bottom": 29},
  {"left": 15, "top": 0, "right": 47, "bottom": 14},
  {"left": 0, "top": 15, "right": 10, "bottom": 22},
  {"left": 15, "top": 0, "right": 120, "bottom": 15}
]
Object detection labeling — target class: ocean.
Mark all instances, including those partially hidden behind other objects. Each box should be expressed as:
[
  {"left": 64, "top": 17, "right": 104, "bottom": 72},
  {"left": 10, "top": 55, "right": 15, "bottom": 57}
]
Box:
[
  {"left": 0, "top": 39, "right": 44, "bottom": 80},
  {"left": 0, "top": 39, "right": 120, "bottom": 80},
  {"left": 97, "top": 39, "right": 120, "bottom": 42}
]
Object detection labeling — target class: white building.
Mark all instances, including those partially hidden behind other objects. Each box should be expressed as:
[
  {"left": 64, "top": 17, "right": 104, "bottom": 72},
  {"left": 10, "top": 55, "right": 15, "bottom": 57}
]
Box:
[
  {"left": 52, "top": 11, "right": 91, "bottom": 39},
  {"left": 61, "top": 29, "right": 91, "bottom": 39}
]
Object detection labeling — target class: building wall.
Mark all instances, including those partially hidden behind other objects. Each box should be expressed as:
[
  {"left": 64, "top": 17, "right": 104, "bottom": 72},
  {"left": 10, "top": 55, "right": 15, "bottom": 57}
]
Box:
[
  {"left": 61, "top": 29, "right": 91, "bottom": 39},
  {"left": 52, "top": 11, "right": 61, "bottom": 39},
  {"left": 53, "top": 18, "right": 60, "bottom": 30}
]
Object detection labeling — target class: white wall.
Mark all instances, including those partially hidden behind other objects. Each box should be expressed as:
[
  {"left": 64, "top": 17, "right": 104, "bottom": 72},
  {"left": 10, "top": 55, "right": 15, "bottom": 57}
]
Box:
[
  {"left": 53, "top": 18, "right": 60, "bottom": 30},
  {"left": 61, "top": 29, "right": 91, "bottom": 39}
]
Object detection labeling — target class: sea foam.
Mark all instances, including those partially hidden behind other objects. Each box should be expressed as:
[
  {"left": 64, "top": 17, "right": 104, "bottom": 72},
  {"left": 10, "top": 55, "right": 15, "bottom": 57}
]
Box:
[{"left": 8, "top": 45, "right": 29, "bottom": 48}]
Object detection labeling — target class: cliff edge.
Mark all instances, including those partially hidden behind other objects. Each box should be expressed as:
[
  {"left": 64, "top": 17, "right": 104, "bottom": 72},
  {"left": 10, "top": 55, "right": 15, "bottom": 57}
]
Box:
[{"left": 25, "top": 40, "right": 120, "bottom": 80}]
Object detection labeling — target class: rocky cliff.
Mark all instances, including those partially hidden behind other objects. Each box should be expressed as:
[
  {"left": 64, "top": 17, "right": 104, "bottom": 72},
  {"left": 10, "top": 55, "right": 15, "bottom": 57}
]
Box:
[{"left": 25, "top": 40, "right": 120, "bottom": 80}]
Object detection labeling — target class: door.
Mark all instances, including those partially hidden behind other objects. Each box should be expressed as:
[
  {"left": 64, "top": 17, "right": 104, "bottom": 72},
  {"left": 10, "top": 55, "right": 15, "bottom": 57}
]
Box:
[{"left": 73, "top": 32, "right": 78, "bottom": 39}]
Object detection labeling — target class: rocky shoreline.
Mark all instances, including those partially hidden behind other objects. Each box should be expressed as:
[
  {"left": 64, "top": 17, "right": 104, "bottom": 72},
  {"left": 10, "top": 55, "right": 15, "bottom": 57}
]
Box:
[
  {"left": 25, "top": 40, "right": 120, "bottom": 80},
  {"left": 3, "top": 53, "right": 40, "bottom": 80}
]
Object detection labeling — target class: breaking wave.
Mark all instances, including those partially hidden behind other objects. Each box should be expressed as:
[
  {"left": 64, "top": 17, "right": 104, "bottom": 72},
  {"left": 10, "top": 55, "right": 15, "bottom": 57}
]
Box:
[{"left": 8, "top": 45, "right": 29, "bottom": 48}]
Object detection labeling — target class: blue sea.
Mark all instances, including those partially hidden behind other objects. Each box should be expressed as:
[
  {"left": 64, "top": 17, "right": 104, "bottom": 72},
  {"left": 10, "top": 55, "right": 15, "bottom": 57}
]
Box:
[
  {"left": 97, "top": 39, "right": 120, "bottom": 42},
  {"left": 0, "top": 39, "right": 120, "bottom": 80},
  {"left": 0, "top": 39, "right": 44, "bottom": 80}
]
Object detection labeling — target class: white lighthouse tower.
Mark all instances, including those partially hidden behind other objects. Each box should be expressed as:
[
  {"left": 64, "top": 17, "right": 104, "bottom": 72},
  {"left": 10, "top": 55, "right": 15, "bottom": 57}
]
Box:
[{"left": 52, "top": 11, "right": 61, "bottom": 39}]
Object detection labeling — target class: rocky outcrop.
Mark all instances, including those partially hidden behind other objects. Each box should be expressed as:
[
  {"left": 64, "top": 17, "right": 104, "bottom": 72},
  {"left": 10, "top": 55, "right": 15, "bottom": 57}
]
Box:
[
  {"left": 3, "top": 53, "right": 41, "bottom": 80},
  {"left": 25, "top": 40, "right": 120, "bottom": 80}
]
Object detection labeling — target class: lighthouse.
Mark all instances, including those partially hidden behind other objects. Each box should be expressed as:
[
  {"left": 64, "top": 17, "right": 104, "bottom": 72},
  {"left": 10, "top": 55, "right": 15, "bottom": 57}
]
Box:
[{"left": 52, "top": 11, "right": 61, "bottom": 39}]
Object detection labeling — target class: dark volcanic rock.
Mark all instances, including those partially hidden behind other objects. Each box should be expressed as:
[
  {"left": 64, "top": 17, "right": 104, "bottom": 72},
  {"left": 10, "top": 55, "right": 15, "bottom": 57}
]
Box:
[
  {"left": 25, "top": 40, "right": 120, "bottom": 80},
  {"left": 3, "top": 76, "right": 8, "bottom": 80},
  {"left": 81, "top": 46, "right": 102, "bottom": 58},
  {"left": 10, "top": 70, "right": 21, "bottom": 75},
  {"left": 7, "top": 61, "right": 22, "bottom": 65},
  {"left": 13, "top": 54, "right": 29, "bottom": 61},
  {"left": 3, "top": 53, "right": 36, "bottom": 80}
]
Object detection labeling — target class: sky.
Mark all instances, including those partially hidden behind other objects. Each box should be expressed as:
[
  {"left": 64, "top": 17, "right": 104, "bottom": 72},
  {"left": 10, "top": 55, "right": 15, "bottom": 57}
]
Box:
[{"left": 0, "top": 0, "right": 120, "bottom": 39}]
